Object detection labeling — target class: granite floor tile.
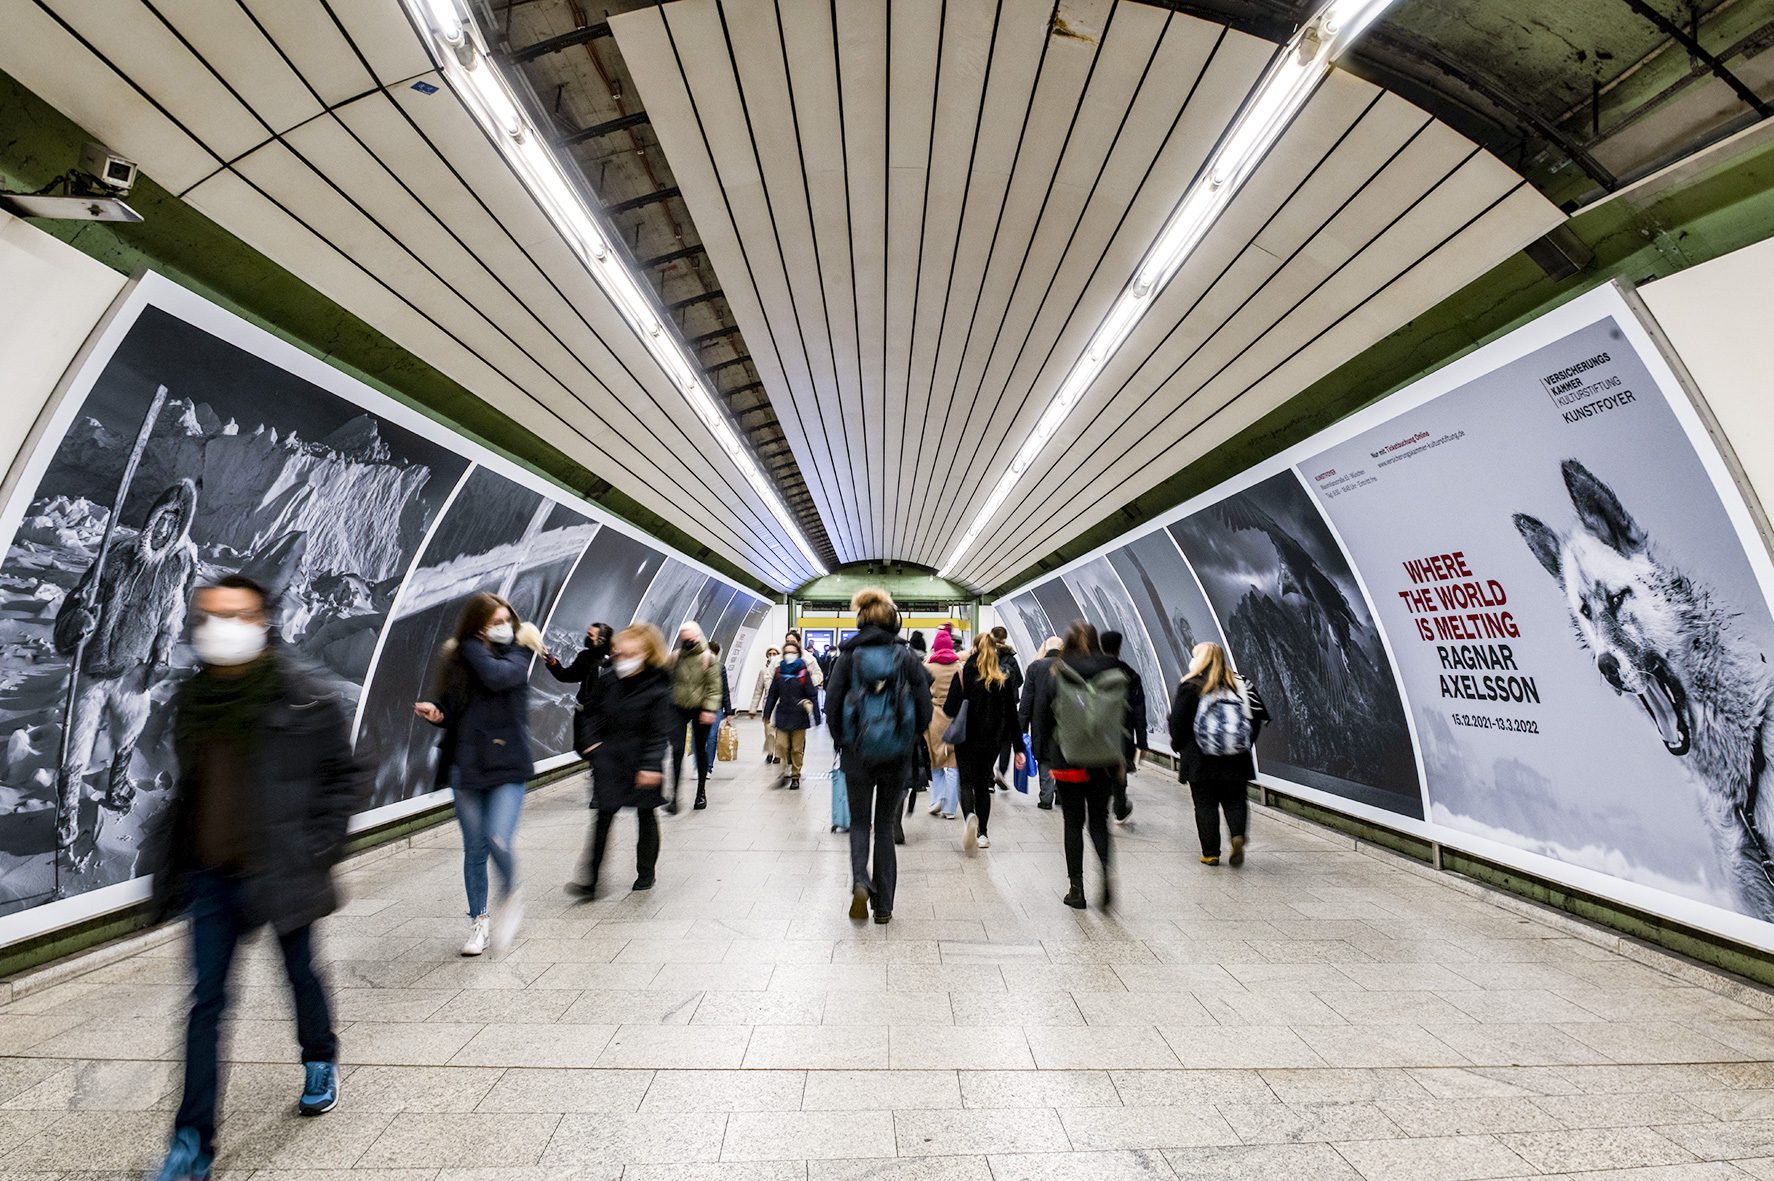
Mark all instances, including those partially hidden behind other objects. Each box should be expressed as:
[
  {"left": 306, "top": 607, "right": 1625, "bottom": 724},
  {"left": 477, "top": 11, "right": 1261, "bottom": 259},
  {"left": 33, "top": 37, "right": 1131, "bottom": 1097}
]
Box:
[
  {"left": 539, "top": 1111, "right": 729, "bottom": 1165},
  {"left": 893, "top": 1108, "right": 1070, "bottom": 1156},
  {"left": 802, "top": 1070, "right": 960, "bottom": 1111},
  {"left": 1027, "top": 1026, "right": 1178, "bottom": 1070},
  {"left": 959, "top": 1069, "right": 1119, "bottom": 1109},
  {"left": 640, "top": 1069, "right": 806, "bottom": 1112},
  {"left": 1164, "top": 1143, "right": 1362, "bottom": 1179},
  {"left": 743, "top": 1025, "right": 889, "bottom": 1069},
  {"left": 595, "top": 1024, "right": 752, "bottom": 1068},
  {"left": 1495, "top": 1126, "right": 1698, "bottom": 1172},
  {"left": 1328, "top": 1133, "right": 1533, "bottom": 1181},
  {"left": 450, "top": 1023, "right": 618, "bottom": 1068},
  {"left": 988, "top": 1148, "right": 1179, "bottom": 1180},
  {"left": 473, "top": 1067, "right": 653, "bottom": 1113},
  {"left": 889, "top": 1025, "right": 1034, "bottom": 1070},
  {"left": 1058, "top": 1105, "right": 1240, "bottom": 1150},
  {"left": 722, "top": 1109, "right": 895, "bottom": 1161}
]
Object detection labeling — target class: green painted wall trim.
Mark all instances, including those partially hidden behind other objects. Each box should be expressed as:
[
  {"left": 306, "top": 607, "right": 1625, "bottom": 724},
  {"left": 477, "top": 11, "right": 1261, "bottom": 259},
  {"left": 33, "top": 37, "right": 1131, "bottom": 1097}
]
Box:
[
  {"left": 1261, "top": 784, "right": 1774, "bottom": 990},
  {"left": 991, "top": 126, "right": 1774, "bottom": 596},
  {"left": 794, "top": 568, "right": 973, "bottom": 604},
  {"left": 0, "top": 70, "right": 769, "bottom": 596}
]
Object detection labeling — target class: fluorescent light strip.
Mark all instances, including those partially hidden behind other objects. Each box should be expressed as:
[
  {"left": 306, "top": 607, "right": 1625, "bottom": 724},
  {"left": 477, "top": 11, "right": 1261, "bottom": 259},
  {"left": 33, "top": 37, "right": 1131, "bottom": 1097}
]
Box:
[
  {"left": 939, "top": 0, "right": 1397, "bottom": 583},
  {"left": 405, "top": 0, "right": 827, "bottom": 581}
]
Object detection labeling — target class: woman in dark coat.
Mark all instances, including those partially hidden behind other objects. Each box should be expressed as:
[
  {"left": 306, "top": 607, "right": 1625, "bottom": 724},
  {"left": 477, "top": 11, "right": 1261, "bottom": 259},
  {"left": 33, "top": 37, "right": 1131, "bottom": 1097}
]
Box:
[
  {"left": 762, "top": 639, "right": 822, "bottom": 790},
  {"left": 944, "top": 632, "right": 1021, "bottom": 854},
  {"left": 1169, "top": 641, "right": 1270, "bottom": 867},
  {"left": 574, "top": 622, "right": 678, "bottom": 897},
  {"left": 543, "top": 621, "right": 612, "bottom": 755},
  {"left": 415, "top": 591, "right": 544, "bottom": 956}
]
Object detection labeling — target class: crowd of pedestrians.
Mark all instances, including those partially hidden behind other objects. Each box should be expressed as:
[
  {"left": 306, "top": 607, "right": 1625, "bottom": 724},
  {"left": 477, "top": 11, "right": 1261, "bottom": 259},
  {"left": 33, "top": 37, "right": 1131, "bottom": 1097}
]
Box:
[{"left": 147, "top": 572, "right": 1268, "bottom": 1181}]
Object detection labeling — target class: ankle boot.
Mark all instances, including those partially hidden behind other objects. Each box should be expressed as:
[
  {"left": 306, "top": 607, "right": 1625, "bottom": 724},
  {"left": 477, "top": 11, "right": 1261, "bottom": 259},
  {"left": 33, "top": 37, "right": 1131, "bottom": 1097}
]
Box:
[{"left": 1063, "top": 882, "right": 1087, "bottom": 910}]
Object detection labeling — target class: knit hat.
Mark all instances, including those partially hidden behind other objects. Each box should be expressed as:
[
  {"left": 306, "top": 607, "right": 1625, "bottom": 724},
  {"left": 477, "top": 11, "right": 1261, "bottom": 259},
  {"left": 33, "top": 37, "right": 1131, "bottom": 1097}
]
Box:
[{"left": 930, "top": 627, "right": 960, "bottom": 664}]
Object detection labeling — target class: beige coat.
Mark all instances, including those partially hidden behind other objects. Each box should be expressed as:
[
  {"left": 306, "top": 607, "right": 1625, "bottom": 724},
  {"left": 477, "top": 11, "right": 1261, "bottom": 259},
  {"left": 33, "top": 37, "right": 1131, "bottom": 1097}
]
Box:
[{"left": 924, "top": 658, "right": 963, "bottom": 770}]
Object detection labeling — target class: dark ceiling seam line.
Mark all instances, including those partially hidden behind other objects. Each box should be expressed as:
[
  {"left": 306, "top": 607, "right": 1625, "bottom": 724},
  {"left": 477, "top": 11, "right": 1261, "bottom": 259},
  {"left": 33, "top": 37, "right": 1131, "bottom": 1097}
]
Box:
[
  {"left": 921, "top": 10, "right": 1228, "bottom": 564},
  {"left": 969, "top": 140, "right": 1486, "bottom": 583},
  {"left": 895, "top": 0, "right": 1009, "bottom": 564},
  {"left": 885, "top": 0, "right": 951, "bottom": 558},
  {"left": 336, "top": 7, "right": 807, "bottom": 578},
  {"left": 653, "top": 4, "right": 850, "bottom": 567},
  {"left": 897, "top": 2, "right": 1058, "bottom": 565},
  {"left": 82, "top": 0, "right": 791, "bottom": 583},
  {"left": 768, "top": 0, "right": 872, "bottom": 565},
  {"left": 983, "top": 177, "right": 1527, "bottom": 590},
  {"left": 965, "top": 95, "right": 1418, "bottom": 575},
  {"left": 825, "top": 0, "right": 875, "bottom": 558},
  {"left": 305, "top": 6, "right": 802, "bottom": 581},
  {"left": 706, "top": 0, "right": 865, "bottom": 561},
  {"left": 902, "top": 0, "right": 1138, "bottom": 564}
]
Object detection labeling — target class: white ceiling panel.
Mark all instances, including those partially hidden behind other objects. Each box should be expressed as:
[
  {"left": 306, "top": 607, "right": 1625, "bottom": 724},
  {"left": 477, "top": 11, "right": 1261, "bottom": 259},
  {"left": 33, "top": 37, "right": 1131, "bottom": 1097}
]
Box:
[{"left": 615, "top": 0, "right": 1562, "bottom": 584}]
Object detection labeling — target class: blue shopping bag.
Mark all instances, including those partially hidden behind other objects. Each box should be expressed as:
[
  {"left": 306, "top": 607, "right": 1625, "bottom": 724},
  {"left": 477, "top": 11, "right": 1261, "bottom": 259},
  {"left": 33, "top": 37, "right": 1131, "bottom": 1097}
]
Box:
[
  {"left": 1013, "top": 734, "right": 1035, "bottom": 794},
  {"left": 830, "top": 765, "right": 851, "bottom": 832}
]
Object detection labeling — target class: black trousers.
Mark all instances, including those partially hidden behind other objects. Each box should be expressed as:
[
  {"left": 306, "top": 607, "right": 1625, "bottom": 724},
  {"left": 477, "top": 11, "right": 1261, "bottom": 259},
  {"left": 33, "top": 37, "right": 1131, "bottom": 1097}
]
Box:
[
  {"left": 1057, "top": 772, "right": 1114, "bottom": 885},
  {"left": 1190, "top": 777, "right": 1248, "bottom": 858},
  {"left": 846, "top": 764, "right": 902, "bottom": 915},
  {"left": 956, "top": 743, "right": 997, "bottom": 836},
  {"left": 669, "top": 706, "right": 713, "bottom": 799},
  {"left": 586, "top": 806, "right": 659, "bottom": 885}
]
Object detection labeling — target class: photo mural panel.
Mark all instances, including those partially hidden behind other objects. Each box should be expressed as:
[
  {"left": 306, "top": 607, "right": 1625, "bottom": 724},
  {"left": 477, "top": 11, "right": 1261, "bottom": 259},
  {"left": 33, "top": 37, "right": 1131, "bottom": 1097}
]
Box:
[
  {"left": 636, "top": 559, "right": 711, "bottom": 639},
  {"left": 1060, "top": 558, "right": 1170, "bottom": 745},
  {"left": 1304, "top": 310, "right": 1774, "bottom": 927},
  {"left": 1170, "top": 471, "right": 1423, "bottom": 818},
  {"left": 0, "top": 273, "right": 774, "bottom": 941},
  {"left": 1106, "top": 530, "right": 1227, "bottom": 713},
  {"left": 995, "top": 594, "right": 1054, "bottom": 661},
  {"left": 0, "top": 301, "right": 468, "bottom": 914}
]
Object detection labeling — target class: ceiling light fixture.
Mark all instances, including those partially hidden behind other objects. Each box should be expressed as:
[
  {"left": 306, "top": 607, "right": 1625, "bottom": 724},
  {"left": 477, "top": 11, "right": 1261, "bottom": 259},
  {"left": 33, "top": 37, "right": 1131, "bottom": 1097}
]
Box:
[
  {"left": 403, "top": 0, "right": 827, "bottom": 581},
  {"left": 938, "top": 0, "right": 1396, "bottom": 584}
]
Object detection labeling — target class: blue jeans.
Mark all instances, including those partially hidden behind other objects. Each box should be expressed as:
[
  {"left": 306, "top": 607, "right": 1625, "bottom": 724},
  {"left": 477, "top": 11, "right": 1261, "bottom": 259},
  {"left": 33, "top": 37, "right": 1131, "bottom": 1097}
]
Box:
[
  {"left": 455, "top": 781, "right": 525, "bottom": 917},
  {"left": 175, "top": 870, "right": 335, "bottom": 1155},
  {"left": 703, "top": 713, "right": 724, "bottom": 769},
  {"left": 930, "top": 767, "right": 959, "bottom": 814}
]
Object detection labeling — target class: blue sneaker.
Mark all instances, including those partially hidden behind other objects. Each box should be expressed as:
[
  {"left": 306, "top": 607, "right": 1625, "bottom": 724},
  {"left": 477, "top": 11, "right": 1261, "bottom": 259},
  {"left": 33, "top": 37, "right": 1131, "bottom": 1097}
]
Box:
[
  {"left": 299, "top": 1060, "right": 339, "bottom": 1115},
  {"left": 154, "top": 1127, "right": 212, "bottom": 1181}
]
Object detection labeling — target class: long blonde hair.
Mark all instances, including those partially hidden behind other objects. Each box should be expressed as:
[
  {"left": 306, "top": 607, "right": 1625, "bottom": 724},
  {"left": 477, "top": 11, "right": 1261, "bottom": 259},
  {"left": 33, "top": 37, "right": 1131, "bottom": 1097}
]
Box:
[
  {"left": 972, "top": 632, "right": 1007, "bottom": 689},
  {"left": 618, "top": 622, "right": 670, "bottom": 668},
  {"left": 1189, "top": 642, "right": 1237, "bottom": 694}
]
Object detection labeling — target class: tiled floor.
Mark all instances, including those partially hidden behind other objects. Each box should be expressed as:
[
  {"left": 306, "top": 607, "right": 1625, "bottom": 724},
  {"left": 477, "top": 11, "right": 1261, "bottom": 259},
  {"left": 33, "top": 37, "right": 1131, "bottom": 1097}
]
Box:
[{"left": 3, "top": 718, "right": 1774, "bottom": 1178}]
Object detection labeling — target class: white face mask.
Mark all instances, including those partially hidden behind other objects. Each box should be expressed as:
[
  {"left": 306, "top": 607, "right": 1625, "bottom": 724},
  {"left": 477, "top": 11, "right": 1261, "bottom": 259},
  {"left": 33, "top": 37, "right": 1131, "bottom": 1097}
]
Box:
[
  {"left": 485, "top": 622, "right": 515, "bottom": 645},
  {"left": 193, "top": 617, "right": 267, "bottom": 667},
  {"left": 615, "top": 655, "right": 645, "bottom": 678}
]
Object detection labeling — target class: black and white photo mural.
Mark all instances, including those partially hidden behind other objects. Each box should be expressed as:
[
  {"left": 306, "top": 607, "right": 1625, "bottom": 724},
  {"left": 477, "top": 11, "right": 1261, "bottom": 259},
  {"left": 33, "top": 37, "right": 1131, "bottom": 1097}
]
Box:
[{"left": 0, "top": 274, "right": 771, "bottom": 942}]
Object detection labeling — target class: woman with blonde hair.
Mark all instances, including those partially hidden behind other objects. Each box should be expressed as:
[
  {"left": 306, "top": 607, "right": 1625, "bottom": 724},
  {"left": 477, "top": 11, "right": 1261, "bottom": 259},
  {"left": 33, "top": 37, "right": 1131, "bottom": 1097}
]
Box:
[
  {"left": 572, "top": 622, "right": 677, "bottom": 896},
  {"left": 942, "top": 632, "right": 1021, "bottom": 853},
  {"left": 1169, "top": 642, "right": 1270, "bottom": 866}
]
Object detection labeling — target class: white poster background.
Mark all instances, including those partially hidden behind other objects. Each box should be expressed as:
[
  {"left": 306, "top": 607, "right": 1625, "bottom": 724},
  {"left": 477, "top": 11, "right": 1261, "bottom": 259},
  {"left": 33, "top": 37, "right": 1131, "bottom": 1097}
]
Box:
[
  {"left": 1000, "top": 281, "right": 1774, "bottom": 952},
  {"left": 0, "top": 272, "right": 771, "bottom": 948}
]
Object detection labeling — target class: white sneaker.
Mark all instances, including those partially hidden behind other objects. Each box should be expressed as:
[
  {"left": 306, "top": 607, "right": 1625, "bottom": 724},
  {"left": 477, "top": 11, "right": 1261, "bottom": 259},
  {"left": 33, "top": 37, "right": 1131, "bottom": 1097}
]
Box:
[
  {"left": 977, "top": 835, "right": 991, "bottom": 850},
  {"left": 927, "top": 803, "right": 943, "bottom": 816},
  {"left": 461, "top": 914, "right": 490, "bottom": 957},
  {"left": 963, "top": 813, "right": 979, "bottom": 856},
  {"left": 491, "top": 887, "right": 524, "bottom": 954}
]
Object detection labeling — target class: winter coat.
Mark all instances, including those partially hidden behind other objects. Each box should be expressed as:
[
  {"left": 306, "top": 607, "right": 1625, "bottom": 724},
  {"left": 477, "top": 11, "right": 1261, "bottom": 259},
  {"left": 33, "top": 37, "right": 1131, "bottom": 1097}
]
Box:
[
  {"left": 1170, "top": 673, "right": 1270, "bottom": 786},
  {"left": 827, "top": 624, "right": 934, "bottom": 779},
  {"left": 923, "top": 658, "right": 964, "bottom": 770},
  {"left": 944, "top": 655, "right": 1020, "bottom": 757},
  {"left": 430, "top": 639, "right": 536, "bottom": 790},
  {"left": 671, "top": 641, "right": 722, "bottom": 712},
  {"left": 1018, "top": 655, "right": 1058, "bottom": 763},
  {"left": 751, "top": 655, "right": 780, "bottom": 712},
  {"left": 587, "top": 664, "right": 676, "bottom": 810},
  {"left": 1111, "top": 658, "right": 1149, "bottom": 760},
  {"left": 544, "top": 639, "right": 610, "bottom": 754},
  {"left": 719, "top": 666, "right": 732, "bottom": 716},
  {"left": 149, "top": 647, "right": 368, "bottom": 935},
  {"left": 1029, "top": 652, "right": 1125, "bottom": 773},
  {"left": 763, "top": 659, "right": 823, "bottom": 731}
]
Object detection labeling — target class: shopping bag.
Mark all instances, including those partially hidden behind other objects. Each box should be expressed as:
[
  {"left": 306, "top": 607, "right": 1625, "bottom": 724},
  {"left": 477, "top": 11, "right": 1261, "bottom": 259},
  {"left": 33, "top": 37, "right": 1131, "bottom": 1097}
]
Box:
[
  {"left": 1013, "top": 734, "right": 1035, "bottom": 794},
  {"left": 716, "top": 717, "right": 738, "bottom": 762},
  {"left": 830, "top": 765, "right": 851, "bottom": 833}
]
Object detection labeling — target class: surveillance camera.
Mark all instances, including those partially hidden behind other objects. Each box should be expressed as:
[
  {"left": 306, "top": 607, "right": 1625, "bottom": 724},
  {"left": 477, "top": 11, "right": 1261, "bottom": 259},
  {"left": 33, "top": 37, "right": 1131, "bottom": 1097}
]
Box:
[{"left": 78, "top": 142, "right": 138, "bottom": 196}]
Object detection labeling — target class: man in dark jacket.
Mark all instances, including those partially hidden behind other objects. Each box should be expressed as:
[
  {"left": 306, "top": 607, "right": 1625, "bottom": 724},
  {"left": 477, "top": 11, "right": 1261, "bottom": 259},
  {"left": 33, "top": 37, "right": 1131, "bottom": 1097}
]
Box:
[
  {"left": 1099, "top": 631, "right": 1146, "bottom": 823},
  {"left": 989, "top": 626, "right": 1023, "bottom": 791},
  {"left": 1016, "top": 637, "right": 1060, "bottom": 809},
  {"left": 150, "top": 575, "right": 367, "bottom": 1181},
  {"left": 1026, "top": 624, "right": 1125, "bottom": 910},
  {"left": 543, "top": 621, "right": 612, "bottom": 756},
  {"left": 827, "top": 587, "right": 932, "bottom": 924}
]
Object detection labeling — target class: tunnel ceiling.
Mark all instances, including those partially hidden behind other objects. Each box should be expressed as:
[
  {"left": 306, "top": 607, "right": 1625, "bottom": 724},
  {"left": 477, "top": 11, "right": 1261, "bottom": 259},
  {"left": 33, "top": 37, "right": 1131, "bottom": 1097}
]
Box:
[{"left": 4, "top": 0, "right": 1769, "bottom": 591}]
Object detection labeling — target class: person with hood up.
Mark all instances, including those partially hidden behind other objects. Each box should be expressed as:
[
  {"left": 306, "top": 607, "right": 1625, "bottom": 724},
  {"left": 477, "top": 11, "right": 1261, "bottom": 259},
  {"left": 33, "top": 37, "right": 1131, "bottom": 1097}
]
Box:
[
  {"left": 922, "top": 626, "right": 964, "bottom": 819},
  {"left": 988, "top": 626, "right": 1024, "bottom": 791},
  {"left": 944, "top": 632, "right": 1021, "bottom": 854},
  {"left": 1170, "top": 641, "right": 1270, "bottom": 867},
  {"left": 827, "top": 587, "right": 932, "bottom": 925},
  {"left": 1026, "top": 621, "right": 1126, "bottom": 910},
  {"left": 415, "top": 591, "right": 546, "bottom": 956},
  {"left": 574, "top": 623, "right": 678, "bottom": 896},
  {"left": 543, "top": 621, "right": 613, "bottom": 758},
  {"left": 762, "top": 637, "right": 821, "bottom": 789},
  {"left": 668, "top": 621, "right": 722, "bottom": 812},
  {"left": 148, "top": 574, "right": 366, "bottom": 1181},
  {"left": 1099, "top": 630, "right": 1147, "bottom": 823},
  {"left": 1017, "top": 636, "right": 1063, "bottom": 809}
]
